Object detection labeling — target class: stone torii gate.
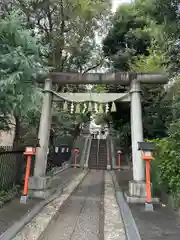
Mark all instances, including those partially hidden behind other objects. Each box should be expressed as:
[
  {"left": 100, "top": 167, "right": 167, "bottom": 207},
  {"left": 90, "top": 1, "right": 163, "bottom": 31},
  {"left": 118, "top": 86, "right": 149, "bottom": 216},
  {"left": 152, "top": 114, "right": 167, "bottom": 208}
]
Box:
[{"left": 31, "top": 72, "right": 168, "bottom": 199}]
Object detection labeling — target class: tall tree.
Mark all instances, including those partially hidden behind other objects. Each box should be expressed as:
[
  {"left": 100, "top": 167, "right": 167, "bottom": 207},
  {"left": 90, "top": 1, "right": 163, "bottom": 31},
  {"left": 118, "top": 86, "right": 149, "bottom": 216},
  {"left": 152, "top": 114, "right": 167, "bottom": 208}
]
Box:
[
  {"left": 135, "top": 0, "right": 180, "bottom": 37},
  {"left": 0, "top": 11, "right": 48, "bottom": 146},
  {"left": 103, "top": 3, "right": 151, "bottom": 70},
  {"left": 0, "top": 0, "right": 112, "bottom": 146},
  {"left": 131, "top": 47, "right": 172, "bottom": 139},
  {"left": 7, "top": 0, "right": 111, "bottom": 73}
]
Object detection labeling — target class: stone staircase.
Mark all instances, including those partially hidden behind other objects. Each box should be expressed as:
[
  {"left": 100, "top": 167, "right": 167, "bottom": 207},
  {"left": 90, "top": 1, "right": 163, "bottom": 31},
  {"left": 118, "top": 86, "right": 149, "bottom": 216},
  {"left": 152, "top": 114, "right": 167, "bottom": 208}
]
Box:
[
  {"left": 88, "top": 139, "right": 98, "bottom": 169},
  {"left": 88, "top": 139, "right": 107, "bottom": 170},
  {"left": 98, "top": 140, "right": 107, "bottom": 170}
]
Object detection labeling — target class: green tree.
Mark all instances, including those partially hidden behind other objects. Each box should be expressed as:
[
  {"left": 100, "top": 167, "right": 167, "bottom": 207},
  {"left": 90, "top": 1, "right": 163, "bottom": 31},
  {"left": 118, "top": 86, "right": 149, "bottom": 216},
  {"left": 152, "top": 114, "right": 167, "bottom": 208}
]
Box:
[
  {"left": 132, "top": 47, "right": 172, "bottom": 139},
  {"left": 7, "top": 0, "right": 111, "bottom": 73},
  {"left": 108, "top": 46, "right": 172, "bottom": 151},
  {"left": 136, "top": 0, "right": 180, "bottom": 37},
  {"left": 103, "top": 3, "right": 151, "bottom": 70},
  {"left": 102, "top": 0, "right": 178, "bottom": 148},
  {"left": 0, "top": 0, "right": 112, "bottom": 146},
  {"left": 0, "top": 11, "right": 48, "bottom": 146},
  {"left": 7, "top": 0, "right": 112, "bottom": 145},
  {"left": 103, "top": 0, "right": 180, "bottom": 72}
]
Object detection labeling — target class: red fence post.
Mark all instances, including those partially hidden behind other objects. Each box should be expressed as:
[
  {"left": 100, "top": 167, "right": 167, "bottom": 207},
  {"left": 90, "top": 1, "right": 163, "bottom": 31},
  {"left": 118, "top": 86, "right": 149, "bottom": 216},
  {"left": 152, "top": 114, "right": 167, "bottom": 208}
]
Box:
[
  {"left": 23, "top": 155, "right": 32, "bottom": 196},
  {"left": 145, "top": 159, "right": 152, "bottom": 204},
  {"left": 142, "top": 151, "right": 154, "bottom": 211},
  {"left": 20, "top": 147, "right": 36, "bottom": 204}
]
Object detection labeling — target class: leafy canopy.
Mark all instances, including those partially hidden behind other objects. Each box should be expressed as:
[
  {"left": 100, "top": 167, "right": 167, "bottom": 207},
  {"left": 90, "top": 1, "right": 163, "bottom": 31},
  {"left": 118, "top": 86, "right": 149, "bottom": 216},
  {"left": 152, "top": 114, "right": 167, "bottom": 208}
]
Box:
[{"left": 0, "top": 10, "right": 48, "bottom": 130}]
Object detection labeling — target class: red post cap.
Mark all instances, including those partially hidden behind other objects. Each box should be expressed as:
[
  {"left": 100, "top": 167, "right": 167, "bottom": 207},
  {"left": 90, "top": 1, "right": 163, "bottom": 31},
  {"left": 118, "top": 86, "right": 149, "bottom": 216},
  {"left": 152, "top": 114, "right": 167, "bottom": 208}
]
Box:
[
  {"left": 24, "top": 146, "right": 36, "bottom": 155},
  {"left": 142, "top": 151, "right": 153, "bottom": 160}
]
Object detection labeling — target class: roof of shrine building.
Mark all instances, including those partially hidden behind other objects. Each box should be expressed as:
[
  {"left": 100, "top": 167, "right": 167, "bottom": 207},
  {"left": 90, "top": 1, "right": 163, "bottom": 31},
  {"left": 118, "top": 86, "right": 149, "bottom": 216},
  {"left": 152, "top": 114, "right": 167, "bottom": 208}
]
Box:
[{"left": 39, "top": 72, "right": 168, "bottom": 85}]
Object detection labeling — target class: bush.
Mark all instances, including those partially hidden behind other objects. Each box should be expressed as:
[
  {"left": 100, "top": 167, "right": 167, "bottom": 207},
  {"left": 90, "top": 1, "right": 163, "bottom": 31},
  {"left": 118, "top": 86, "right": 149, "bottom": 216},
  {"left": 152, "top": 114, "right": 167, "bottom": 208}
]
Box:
[
  {"left": 0, "top": 185, "right": 20, "bottom": 208},
  {"left": 151, "top": 134, "right": 180, "bottom": 206}
]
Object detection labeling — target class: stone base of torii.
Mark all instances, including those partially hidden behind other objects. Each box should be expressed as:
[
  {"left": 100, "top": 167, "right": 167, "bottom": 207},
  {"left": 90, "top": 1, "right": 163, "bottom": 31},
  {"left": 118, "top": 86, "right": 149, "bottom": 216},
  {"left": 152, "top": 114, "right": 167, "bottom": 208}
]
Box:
[{"left": 28, "top": 72, "right": 168, "bottom": 202}]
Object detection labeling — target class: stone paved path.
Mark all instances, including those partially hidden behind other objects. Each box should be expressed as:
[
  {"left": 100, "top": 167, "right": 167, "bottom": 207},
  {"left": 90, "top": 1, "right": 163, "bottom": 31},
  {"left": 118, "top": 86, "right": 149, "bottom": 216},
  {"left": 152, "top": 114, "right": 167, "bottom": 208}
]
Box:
[
  {"left": 0, "top": 168, "right": 80, "bottom": 236},
  {"left": 40, "top": 170, "right": 104, "bottom": 240}
]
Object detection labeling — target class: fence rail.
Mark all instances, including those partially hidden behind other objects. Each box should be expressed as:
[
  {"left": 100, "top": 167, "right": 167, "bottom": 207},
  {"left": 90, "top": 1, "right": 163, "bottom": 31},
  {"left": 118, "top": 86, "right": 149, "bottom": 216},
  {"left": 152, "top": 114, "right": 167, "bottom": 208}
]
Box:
[
  {"left": 47, "top": 145, "right": 72, "bottom": 172},
  {"left": 0, "top": 144, "right": 73, "bottom": 191},
  {"left": 0, "top": 146, "right": 25, "bottom": 191}
]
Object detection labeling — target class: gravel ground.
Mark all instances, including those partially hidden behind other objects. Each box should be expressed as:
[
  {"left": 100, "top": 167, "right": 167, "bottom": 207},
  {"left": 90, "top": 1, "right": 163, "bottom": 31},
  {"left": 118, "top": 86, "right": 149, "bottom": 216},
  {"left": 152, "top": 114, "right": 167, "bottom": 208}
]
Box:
[{"left": 104, "top": 172, "right": 126, "bottom": 240}]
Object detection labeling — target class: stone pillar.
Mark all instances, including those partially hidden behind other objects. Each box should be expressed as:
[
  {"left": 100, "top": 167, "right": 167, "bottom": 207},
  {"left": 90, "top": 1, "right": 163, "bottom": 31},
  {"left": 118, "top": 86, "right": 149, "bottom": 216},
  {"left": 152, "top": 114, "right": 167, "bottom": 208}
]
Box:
[
  {"left": 130, "top": 80, "right": 144, "bottom": 181},
  {"left": 126, "top": 79, "right": 147, "bottom": 202},
  {"left": 34, "top": 79, "right": 53, "bottom": 177},
  {"left": 28, "top": 79, "right": 54, "bottom": 199}
]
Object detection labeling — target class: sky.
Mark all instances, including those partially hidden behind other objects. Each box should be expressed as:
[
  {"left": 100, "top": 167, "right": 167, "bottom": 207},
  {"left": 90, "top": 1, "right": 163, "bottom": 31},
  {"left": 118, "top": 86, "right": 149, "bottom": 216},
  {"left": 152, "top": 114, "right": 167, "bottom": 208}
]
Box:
[{"left": 112, "top": 0, "right": 132, "bottom": 12}]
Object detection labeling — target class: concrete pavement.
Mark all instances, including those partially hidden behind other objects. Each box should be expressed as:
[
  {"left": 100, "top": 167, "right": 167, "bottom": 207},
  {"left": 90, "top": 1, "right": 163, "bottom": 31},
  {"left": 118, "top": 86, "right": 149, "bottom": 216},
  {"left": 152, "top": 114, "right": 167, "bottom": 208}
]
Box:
[
  {"left": 2, "top": 167, "right": 180, "bottom": 240},
  {"left": 40, "top": 170, "right": 104, "bottom": 240},
  {"left": 0, "top": 168, "right": 81, "bottom": 238},
  {"left": 10, "top": 170, "right": 128, "bottom": 240},
  {"left": 116, "top": 169, "right": 180, "bottom": 240},
  {"left": 40, "top": 170, "right": 127, "bottom": 240}
]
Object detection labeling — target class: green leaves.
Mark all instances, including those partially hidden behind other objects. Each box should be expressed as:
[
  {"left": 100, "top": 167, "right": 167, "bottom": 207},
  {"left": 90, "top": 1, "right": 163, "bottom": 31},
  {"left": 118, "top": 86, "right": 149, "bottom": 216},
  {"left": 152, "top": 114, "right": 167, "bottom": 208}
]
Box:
[
  {"left": 0, "top": 11, "right": 48, "bottom": 131},
  {"left": 130, "top": 46, "right": 166, "bottom": 72},
  {"left": 103, "top": 0, "right": 180, "bottom": 73},
  {"left": 12, "top": 0, "right": 111, "bottom": 72},
  {"left": 0, "top": 12, "right": 48, "bottom": 85},
  {"left": 150, "top": 131, "right": 180, "bottom": 205},
  {"left": 103, "top": 2, "right": 151, "bottom": 70}
]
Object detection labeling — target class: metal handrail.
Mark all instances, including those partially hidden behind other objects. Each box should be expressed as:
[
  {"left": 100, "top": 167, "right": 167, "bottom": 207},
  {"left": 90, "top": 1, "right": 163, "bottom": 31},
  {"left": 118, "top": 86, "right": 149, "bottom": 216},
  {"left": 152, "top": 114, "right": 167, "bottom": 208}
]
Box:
[
  {"left": 80, "top": 136, "right": 89, "bottom": 167},
  {"left": 97, "top": 139, "right": 100, "bottom": 166},
  {"left": 84, "top": 136, "right": 92, "bottom": 167},
  {"left": 106, "top": 137, "right": 110, "bottom": 168}
]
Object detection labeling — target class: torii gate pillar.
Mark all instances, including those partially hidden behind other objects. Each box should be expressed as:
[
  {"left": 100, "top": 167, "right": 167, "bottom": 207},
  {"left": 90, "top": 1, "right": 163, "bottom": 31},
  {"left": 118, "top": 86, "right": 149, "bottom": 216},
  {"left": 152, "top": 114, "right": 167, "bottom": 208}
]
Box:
[
  {"left": 28, "top": 79, "right": 53, "bottom": 198},
  {"left": 126, "top": 80, "right": 148, "bottom": 202},
  {"left": 130, "top": 80, "right": 144, "bottom": 181},
  {"left": 34, "top": 78, "right": 52, "bottom": 177}
]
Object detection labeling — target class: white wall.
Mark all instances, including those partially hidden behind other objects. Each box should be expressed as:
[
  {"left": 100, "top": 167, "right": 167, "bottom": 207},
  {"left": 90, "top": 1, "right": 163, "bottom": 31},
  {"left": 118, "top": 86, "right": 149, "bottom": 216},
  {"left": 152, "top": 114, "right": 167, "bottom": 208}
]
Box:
[{"left": 0, "top": 117, "right": 15, "bottom": 146}]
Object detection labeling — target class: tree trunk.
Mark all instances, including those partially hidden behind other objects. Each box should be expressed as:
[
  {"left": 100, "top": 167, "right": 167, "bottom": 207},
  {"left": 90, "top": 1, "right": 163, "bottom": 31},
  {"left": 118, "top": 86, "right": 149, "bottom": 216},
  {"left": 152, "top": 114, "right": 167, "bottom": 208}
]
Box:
[
  {"left": 13, "top": 115, "right": 21, "bottom": 149},
  {"left": 73, "top": 123, "right": 81, "bottom": 138}
]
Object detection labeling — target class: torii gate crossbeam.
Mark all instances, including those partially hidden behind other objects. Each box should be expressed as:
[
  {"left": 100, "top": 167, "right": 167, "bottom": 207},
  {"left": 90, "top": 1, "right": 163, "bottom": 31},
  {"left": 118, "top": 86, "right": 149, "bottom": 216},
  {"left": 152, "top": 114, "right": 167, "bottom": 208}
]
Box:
[{"left": 39, "top": 72, "right": 167, "bottom": 85}]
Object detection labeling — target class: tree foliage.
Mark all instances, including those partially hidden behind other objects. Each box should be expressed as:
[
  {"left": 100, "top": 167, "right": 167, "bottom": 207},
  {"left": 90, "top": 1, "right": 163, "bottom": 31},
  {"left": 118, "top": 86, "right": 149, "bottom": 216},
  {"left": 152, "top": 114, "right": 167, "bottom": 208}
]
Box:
[
  {"left": 0, "top": 11, "right": 48, "bottom": 145},
  {"left": 103, "top": 3, "right": 151, "bottom": 70},
  {"left": 102, "top": 1, "right": 178, "bottom": 148},
  {"left": 0, "top": 0, "right": 111, "bottom": 146},
  {"left": 103, "top": 0, "right": 180, "bottom": 203},
  {"left": 4, "top": 0, "right": 110, "bottom": 72}
]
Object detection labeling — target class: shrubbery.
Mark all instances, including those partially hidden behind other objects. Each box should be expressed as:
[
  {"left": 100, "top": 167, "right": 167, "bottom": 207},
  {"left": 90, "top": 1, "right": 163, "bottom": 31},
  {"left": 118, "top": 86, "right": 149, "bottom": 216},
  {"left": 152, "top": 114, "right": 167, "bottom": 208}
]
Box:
[{"left": 151, "top": 122, "right": 180, "bottom": 206}]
